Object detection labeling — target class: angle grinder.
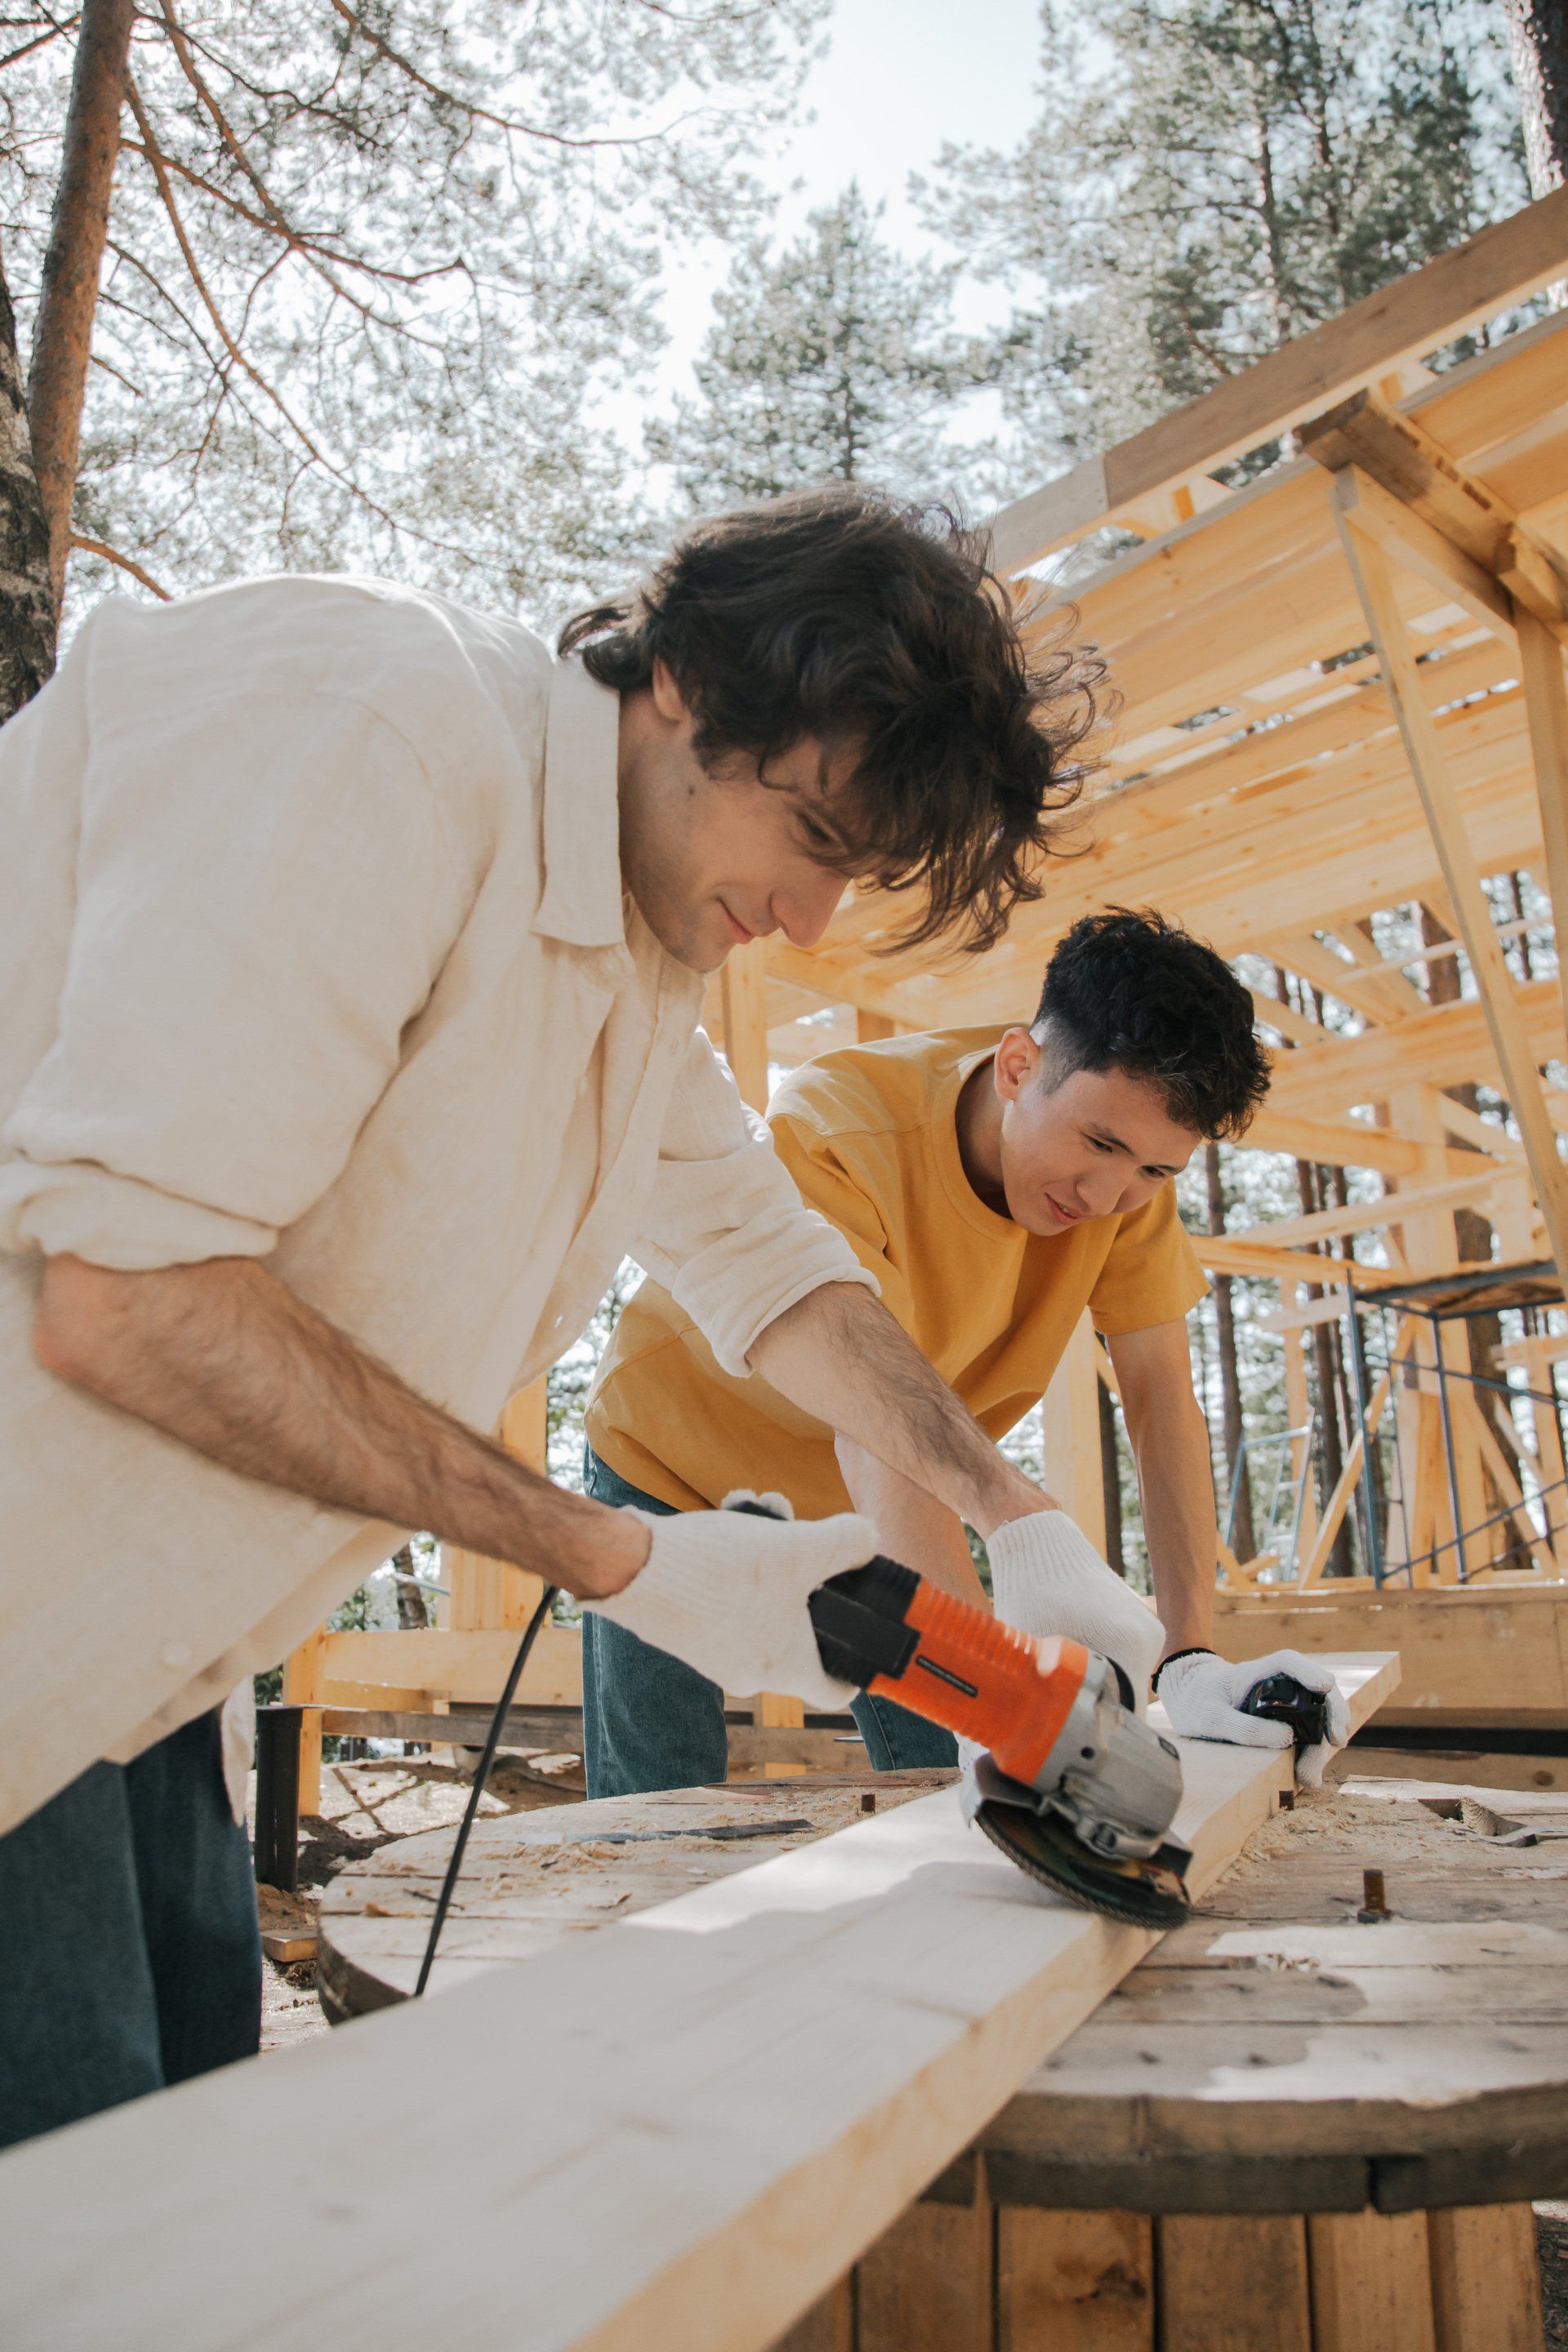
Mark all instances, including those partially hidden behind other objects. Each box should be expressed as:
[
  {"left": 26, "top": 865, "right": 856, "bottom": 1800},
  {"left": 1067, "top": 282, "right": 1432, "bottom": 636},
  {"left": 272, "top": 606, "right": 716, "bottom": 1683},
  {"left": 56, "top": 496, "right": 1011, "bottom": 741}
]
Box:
[{"left": 804, "top": 1552, "right": 1193, "bottom": 1929}]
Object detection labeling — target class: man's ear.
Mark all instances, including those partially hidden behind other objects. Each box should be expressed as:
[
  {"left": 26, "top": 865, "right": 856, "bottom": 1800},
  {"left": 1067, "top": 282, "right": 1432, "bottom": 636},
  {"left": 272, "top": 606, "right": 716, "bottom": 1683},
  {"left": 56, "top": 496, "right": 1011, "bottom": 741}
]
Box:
[
  {"left": 649, "top": 658, "right": 689, "bottom": 726},
  {"left": 992, "top": 1025, "right": 1042, "bottom": 1104}
]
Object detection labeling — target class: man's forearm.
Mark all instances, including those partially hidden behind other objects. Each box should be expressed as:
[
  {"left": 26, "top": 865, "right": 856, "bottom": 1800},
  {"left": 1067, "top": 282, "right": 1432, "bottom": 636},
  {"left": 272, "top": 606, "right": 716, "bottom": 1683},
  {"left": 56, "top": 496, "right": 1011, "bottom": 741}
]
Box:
[
  {"left": 1127, "top": 1392, "right": 1217, "bottom": 1657},
  {"left": 33, "top": 1255, "right": 648, "bottom": 1599},
  {"left": 835, "top": 1435, "right": 990, "bottom": 1608},
  {"left": 749, "top": 1281, "right": 1044, "bottom": 1538}
]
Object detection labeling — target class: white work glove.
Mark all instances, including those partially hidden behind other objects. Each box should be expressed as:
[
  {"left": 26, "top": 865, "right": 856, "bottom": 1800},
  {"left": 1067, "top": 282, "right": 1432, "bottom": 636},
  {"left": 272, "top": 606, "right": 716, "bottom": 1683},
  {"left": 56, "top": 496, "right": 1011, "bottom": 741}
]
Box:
[
  {"left": 1156, "top": 1648, "right": 1350, "bottom": 1787},
  {"left": 584, "top": 1490, "right": 862, "bottom": 1711},
  {"left": 985, "top": 1510, "right": 1165, "bottom": 1717}
]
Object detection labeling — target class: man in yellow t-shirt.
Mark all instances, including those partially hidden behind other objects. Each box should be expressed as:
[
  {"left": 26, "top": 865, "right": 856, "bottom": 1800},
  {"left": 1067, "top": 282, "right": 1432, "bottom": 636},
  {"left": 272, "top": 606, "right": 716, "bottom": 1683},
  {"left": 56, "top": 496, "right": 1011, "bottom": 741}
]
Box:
[{"left": 583, "top": 909, "right": 1348, "bottom": 1794}]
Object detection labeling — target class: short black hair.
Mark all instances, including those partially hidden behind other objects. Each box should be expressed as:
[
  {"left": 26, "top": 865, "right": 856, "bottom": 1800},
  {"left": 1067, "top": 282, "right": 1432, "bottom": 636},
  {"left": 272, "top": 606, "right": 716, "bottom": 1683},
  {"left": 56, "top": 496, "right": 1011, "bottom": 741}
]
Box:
[
  {"left": 1035, "top": 909, "right": 1269, "bottom": 1141},
  {"left": 559, "top": 487, "right": 1105, "bottom": 954}
]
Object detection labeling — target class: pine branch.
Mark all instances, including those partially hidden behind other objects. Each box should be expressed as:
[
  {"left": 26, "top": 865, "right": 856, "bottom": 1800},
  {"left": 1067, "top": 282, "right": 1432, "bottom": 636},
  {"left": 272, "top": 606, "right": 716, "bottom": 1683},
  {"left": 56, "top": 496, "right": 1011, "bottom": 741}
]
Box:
[{"left": 70, "top": 527, "right": 167, "bottom": 594}]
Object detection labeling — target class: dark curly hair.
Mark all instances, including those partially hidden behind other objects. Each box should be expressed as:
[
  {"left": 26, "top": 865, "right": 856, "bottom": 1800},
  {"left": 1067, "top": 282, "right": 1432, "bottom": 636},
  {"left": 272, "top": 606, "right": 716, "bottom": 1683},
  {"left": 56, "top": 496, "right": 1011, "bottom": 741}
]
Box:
[
  {"left": 1036, "top": 908, "right": 1270, "bottom": 1141},
  {"left": 559, "top": 487, "right": 1105, "bottom": 953}
]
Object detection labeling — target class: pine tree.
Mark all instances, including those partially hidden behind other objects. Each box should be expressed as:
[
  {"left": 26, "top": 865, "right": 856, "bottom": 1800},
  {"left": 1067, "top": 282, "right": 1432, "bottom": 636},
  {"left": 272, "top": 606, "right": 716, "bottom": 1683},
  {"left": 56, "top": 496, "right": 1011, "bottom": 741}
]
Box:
[
  {"left": 919, "top": 0, "right": 1526, "bottom": 472},
  {"left": 648, "top": 183, "right": 988, "bottom": 510},
  {"left": 0, "top": 0, "right": 827, "bottom": 693}
]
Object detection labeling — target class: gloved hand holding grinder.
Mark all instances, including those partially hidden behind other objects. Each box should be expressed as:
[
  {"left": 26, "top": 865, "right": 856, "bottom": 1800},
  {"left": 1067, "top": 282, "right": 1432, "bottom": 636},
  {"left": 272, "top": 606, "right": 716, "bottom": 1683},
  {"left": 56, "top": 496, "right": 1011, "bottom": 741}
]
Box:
[{"left": 587, "top": 1490, "right": 1348, "bottom": 1781}]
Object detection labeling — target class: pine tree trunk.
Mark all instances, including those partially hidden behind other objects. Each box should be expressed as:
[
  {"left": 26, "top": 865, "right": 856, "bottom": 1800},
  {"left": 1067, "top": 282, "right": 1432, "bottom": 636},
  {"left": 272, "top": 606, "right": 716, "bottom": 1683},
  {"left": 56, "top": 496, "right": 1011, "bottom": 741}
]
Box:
[
  {"left": 1205, "top": 1143, "right": 1257, "bottom": 1560},
  {"left": 0, "top": 235, "right": 55, "bottom": 720},
  {"left": 26, "top": 0, "right": 136, "bottom": 615},
  {"left": 1504, "top": 0, "right": 1568, "bottom": 197},
  {"left": 1298, "top": 1157, "right": 1353, "bottom": 1574}
]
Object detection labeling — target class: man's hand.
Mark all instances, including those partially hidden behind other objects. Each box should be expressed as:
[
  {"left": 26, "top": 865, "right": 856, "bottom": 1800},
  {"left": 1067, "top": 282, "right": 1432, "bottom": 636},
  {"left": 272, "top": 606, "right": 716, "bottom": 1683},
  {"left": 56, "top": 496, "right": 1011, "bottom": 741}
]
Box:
[
  {"left": 749, "top": 1283, "right": 1048, "bottom": 1538},
  {"left": 987, "top": 1510, "right": 1165, "bottom": 1713},
  {"left": 1156, "top": 1649, "right": 1350, "bottom": 1784},
  {"left": 586, "top": 1499, "right": 872, "bottom": 1708},
  {"left": 33, "top": 1254, "right": 649, "bottom": 1601}
]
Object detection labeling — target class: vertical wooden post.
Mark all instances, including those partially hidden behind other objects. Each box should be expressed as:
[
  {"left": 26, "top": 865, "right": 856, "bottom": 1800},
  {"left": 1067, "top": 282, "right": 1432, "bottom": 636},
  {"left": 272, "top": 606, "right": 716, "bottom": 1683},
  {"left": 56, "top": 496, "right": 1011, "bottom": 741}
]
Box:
[
  {"left": 448, "top": 1377, "right": 551, "bottom": 1631},
  {"left": 1517, "top": 609, "right": 1568, "bottom": 1057},
  {"left": 1040, "top": 1315, "right": 1106, "bottom": 1551},
  {"left": 281, "top": 1624, "right": 324, "bottom": 1820},
  {"left": 1333, "top": 480, "right": 1568, "bottom": 1293},
  {"left": 719, "top": 939, "right": 772, "bottom": 1113},
  {"left": 1281, "top": 1308, "right": 1318, "bottom": 1569}
]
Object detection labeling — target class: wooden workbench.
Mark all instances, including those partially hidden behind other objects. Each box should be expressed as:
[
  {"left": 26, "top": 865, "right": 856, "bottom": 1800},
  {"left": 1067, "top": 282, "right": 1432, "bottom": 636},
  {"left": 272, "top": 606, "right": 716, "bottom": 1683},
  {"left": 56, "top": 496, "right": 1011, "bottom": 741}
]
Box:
[{"left": 322, "top": 1764, "right": 1561, "bottom": 2350}]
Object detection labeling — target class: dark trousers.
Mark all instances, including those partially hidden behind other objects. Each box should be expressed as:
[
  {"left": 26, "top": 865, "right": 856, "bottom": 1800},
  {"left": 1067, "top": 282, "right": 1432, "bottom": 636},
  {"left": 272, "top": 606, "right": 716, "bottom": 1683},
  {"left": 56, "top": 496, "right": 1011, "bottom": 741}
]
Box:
[
  {"left": 580, "top": 1446, "right": 957, "bottom": 1797},
  {"left": 0, "top": 1705, "right": 262, "bottom": 2151}
]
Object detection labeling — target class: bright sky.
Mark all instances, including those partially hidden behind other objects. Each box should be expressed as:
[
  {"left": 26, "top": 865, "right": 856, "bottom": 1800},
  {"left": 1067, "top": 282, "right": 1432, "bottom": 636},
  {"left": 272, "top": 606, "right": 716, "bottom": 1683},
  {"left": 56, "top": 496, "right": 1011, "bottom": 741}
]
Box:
[{"left": 649, "top": 0, "right": 1045, "bottom": 401}]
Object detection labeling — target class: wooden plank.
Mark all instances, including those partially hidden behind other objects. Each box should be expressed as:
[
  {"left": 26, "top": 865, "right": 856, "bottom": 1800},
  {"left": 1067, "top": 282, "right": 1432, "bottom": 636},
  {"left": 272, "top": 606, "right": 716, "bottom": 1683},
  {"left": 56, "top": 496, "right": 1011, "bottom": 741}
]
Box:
[
  {"left": 1229, "top": 1169, "right": 1508, "bottom": 1254},
  {"left": 856, "top": 2189, "right": 992, "bottom": 2352},
  {"left": 318, "top": 1623, "right": 583, "bottom": 1705},
  {"left": 987, "top": 185, "right": 1568, "bottom": 572},
  {"left": 1331, "top": 484, "right": 1568, "bottom": 1290},
  {"left": 0, "top": 1664, "right": 1397, "bottom": 2352},
  {"left": 1427, "top": 2205, "right": 1544, "bottom": 2352},
  {"left": 1155, "top": 2215, "right": 1312, "bottom": 2352},
  {"left": 1308, "top": 2210, "right": 1436, "bottom": 2352},
  {"left": 995, "top": 2209, "right": 1153, "bottom": 2351}
]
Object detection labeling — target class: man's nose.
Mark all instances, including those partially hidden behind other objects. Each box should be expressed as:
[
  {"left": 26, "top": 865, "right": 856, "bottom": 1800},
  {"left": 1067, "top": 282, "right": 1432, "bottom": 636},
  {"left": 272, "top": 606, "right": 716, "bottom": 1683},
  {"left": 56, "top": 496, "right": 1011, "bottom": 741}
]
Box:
[{"left": 779, "top": 872, "right": 846, "bottom": 949}]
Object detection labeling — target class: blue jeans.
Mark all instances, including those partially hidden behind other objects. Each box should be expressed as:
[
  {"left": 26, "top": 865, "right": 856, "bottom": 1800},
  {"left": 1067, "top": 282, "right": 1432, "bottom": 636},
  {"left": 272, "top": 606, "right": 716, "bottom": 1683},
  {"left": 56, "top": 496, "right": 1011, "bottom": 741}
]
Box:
[
  {"left": 581, "top": 1446, "right": 957, "bottom": 1797},
  {"left": 0, "top": 1705, "right": 262, "bottom": 2151}
]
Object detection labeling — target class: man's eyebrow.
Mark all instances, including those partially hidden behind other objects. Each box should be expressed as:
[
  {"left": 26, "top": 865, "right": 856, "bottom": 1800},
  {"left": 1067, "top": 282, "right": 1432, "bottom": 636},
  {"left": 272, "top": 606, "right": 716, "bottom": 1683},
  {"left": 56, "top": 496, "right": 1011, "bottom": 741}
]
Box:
[{"left": 1089, "top": 1122, "right": 1183, "bottom": 1174}]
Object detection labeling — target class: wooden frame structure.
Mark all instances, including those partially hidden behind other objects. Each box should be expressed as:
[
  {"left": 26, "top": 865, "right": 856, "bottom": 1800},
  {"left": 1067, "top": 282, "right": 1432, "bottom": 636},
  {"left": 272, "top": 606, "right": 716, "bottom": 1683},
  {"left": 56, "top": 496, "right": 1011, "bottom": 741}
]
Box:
[{"left": 698, "top": 183, "right": 1568, "bottom": 1628}]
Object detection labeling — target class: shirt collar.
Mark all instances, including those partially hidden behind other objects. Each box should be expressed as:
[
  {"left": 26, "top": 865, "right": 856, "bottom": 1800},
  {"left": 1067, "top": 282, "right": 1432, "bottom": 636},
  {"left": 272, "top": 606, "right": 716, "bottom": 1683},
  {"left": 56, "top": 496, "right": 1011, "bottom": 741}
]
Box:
[{"left": 532, "top": 656, "right": 626, "bottom": 949}]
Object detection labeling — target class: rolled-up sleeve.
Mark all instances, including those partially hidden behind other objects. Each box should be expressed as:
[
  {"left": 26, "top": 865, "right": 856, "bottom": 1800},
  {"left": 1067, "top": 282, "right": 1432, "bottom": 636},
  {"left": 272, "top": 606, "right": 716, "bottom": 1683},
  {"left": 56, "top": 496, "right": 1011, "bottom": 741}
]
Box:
[
  {"left": 630, "top": 1030, "right": 877, "bottom": 1376},
  {"left": 0, "top": 684, "right": 468, "bottom": 1270}
]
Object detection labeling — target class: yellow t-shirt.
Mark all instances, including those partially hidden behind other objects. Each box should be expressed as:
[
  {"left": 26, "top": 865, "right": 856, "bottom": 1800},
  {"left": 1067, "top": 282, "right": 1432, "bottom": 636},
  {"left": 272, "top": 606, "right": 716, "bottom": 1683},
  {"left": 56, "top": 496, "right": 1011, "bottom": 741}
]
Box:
[{"left": 586, "top": 1027, "right": 1209, "bottom": 1517}]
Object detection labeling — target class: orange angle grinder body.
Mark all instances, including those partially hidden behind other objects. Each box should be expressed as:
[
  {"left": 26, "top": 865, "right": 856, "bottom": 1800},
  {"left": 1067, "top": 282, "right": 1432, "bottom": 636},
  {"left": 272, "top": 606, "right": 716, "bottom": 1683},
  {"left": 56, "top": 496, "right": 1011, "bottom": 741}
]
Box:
[{"left": 806, "top": 1554, "right": 1194, "bottom": 1928}]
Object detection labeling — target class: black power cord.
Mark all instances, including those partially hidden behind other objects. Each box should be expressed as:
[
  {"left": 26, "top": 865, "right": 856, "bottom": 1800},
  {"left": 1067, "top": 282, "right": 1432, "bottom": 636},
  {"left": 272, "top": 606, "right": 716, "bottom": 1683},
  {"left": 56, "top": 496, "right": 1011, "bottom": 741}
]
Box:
[{"left": 414, "top": 1579, "right": 559, "bottom": 1997}]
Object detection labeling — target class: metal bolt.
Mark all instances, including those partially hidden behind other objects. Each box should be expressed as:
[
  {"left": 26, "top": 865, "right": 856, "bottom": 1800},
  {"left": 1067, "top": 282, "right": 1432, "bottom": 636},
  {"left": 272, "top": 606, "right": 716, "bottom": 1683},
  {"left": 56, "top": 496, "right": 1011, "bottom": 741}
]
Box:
[
  {"left": 1356, "top": 1866, "right": 1392, "bottom": 1923},
  {"left": 861, "top": 1792, "right": 876, "bottom": 1814},
  {"left": 1279, "top": 1789, "right": 1295, "bottom": 1811}
]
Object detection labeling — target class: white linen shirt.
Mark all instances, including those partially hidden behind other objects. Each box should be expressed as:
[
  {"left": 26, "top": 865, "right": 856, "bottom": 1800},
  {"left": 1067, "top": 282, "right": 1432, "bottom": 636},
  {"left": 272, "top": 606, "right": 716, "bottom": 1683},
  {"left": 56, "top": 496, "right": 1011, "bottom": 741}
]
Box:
[{"left": 0, "top": 575, "right": 873, "bottom": 1839}]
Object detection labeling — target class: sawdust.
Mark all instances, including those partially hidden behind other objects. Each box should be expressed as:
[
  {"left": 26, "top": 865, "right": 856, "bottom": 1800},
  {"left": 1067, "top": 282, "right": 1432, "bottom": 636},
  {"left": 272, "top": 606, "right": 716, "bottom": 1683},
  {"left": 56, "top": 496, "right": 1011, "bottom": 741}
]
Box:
[{"left": 1228, "top": 1778, "right": 1568, "bottom": 1875}]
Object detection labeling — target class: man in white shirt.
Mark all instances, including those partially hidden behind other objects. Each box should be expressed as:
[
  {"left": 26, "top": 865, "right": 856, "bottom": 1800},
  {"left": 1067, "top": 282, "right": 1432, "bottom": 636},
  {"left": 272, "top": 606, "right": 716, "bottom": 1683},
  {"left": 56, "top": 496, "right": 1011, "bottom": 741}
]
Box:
[{"left": 0, "top": 488, "right": 1152, "bottom": 2149}]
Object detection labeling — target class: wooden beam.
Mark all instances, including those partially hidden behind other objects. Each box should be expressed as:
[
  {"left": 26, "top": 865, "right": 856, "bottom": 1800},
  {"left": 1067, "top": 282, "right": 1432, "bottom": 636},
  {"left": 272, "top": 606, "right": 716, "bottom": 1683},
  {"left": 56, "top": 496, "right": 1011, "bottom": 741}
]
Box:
[
  {"left": 1331, "top": 480, "right": 1568, "bottom": 1291},
  {"left": 1298, "top": 387, "right": 1517, "bottom": 573},
  {"left": 0, "top": 1661, "right": 1398, "bottom": 2352},
  {"left": 1229, "top": 1167, "right": 1508, "bottom": 1254},
  {"left": 988, "top": 185, "right": 1568, "bottom": 573},
  {"left": 1241, "top": 1107, "right": 1477, "bottom": 1182},
  {"left": 1196, "top": 1234, "right": 1358, "bottom": 1287},
  {"left": 1518, "top": 608, "right": 1568, "bottom": 1065},
  {"left": 1326, "top": 464, "right": 1516, "bottom": 643}
]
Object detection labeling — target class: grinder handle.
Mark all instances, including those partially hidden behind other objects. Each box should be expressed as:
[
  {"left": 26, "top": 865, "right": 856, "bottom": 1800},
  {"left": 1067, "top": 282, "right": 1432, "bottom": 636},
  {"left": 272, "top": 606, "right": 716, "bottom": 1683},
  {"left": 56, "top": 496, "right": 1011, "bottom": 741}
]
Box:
[{"left": 1241, "top": 1671, "right": 1330, "bottom": 1753}]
